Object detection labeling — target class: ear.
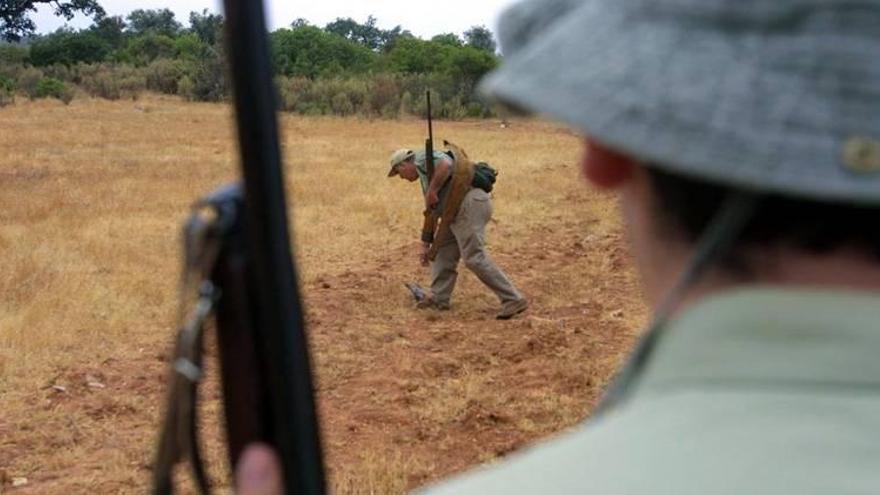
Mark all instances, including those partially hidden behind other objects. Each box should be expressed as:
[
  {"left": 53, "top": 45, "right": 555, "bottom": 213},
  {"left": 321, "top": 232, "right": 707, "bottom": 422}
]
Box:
[{"left": 581, "top": 138, "right": 636, "bottom": 189}]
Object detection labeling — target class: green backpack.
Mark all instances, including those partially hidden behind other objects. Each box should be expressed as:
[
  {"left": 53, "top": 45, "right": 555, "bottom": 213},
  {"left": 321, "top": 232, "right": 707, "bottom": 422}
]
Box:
[{"left": 471, "top": 162, "right": 498, "bottom": 193}]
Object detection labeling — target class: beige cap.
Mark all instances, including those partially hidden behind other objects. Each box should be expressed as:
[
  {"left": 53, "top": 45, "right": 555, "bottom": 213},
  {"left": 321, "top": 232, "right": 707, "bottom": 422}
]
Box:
[{"left": 387, "top": 149, "right": 415, "bottom": 177}]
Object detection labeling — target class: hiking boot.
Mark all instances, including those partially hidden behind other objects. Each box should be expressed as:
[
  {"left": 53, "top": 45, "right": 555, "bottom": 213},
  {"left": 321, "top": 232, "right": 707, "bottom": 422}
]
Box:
[
  {"left": 497, "top": 298, "right": 529, "bottom": 320},
  {"left": 417, "top": 297, "right": 450, "bottom": 311}
]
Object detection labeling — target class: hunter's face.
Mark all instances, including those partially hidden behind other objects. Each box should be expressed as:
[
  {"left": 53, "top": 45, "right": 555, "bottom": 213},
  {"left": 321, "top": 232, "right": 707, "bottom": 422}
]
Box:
[{"left": 397, "top": 162, "right": 419, "bottom": 182}]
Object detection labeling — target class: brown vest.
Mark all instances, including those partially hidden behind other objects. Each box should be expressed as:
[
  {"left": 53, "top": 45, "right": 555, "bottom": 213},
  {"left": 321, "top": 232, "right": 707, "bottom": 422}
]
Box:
[{"left": 427, "top": 141, "right": 475, "bottom": 261}]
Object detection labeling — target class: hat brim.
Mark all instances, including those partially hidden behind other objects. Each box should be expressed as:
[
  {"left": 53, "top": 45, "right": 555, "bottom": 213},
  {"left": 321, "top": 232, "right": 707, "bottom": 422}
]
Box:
[{"left": 480, "top": 0, "right": 880, "bottom": 205}]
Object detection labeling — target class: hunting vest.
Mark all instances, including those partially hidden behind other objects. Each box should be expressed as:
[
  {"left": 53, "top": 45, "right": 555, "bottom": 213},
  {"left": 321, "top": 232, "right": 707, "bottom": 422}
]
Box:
[{"left": 426, "top": 141, "right": 475, "bottom": 261}]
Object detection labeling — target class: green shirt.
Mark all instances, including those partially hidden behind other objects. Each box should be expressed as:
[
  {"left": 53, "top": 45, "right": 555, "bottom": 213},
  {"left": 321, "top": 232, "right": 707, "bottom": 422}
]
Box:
[
  {"left": 422, "top": 288, "right": 880, "bottom": 494},
  {"left": 414, "top": 151, "right": 456, "bottom": 214}
]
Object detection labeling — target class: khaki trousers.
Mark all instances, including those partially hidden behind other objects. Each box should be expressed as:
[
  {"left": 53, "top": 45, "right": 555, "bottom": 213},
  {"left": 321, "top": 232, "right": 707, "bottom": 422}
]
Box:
[{"left": 431, "top": 188, "right": 523, "bottom": 305}]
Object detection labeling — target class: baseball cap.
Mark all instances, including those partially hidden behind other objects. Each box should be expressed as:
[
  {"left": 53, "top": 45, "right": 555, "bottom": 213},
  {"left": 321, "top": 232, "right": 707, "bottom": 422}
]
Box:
[{"left": 387, "top": 149, "right": 415, "bottom": 177}]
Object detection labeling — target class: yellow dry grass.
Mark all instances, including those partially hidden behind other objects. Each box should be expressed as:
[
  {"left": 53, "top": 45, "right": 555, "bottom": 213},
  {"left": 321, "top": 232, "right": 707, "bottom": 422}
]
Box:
[{"left": 0, "top": 95, "right": 646, "bottom": 493}]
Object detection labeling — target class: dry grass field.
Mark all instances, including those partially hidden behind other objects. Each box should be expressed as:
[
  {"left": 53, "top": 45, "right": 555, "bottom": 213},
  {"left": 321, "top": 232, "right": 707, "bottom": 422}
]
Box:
[{"left": 0, "top": 95, "right": 647, "bottom": 493}]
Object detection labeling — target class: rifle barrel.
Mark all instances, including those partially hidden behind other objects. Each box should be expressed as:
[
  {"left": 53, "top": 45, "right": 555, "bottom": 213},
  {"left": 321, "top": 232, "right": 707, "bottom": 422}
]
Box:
[
  {"left": 221, "top": 0, "right": 325, "bottom": 493},
  {"left": 426, "top": 90, "right": 435, "bottom": 182}
]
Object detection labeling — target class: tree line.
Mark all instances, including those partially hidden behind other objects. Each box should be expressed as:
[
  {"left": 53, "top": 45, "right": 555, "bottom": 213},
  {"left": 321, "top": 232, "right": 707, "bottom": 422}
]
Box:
[{"left": 0, "top": 6, "right": 501, "bottom": 118}]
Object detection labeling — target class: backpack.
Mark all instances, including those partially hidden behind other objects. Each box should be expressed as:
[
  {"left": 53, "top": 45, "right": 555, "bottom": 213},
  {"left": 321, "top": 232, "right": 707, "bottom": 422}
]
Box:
[{"left": 471, "top": 161, "right": 498, "bottom": 193}]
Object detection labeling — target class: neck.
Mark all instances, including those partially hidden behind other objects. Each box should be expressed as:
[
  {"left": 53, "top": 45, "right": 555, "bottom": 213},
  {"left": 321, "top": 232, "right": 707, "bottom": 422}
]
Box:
[{"left": 674, "top": 246, "right": 880, "bottom": 313}]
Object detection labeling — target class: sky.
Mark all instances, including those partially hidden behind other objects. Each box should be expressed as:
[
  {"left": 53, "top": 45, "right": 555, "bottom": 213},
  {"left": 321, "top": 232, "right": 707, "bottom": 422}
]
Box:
[{"left": 32, "top": 0, "right": 523, "bottom": 39}]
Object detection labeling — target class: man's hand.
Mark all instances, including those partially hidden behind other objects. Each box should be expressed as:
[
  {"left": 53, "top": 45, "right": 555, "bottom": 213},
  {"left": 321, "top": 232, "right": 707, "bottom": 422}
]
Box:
[
  {"left": 420, "top": 242, "right": 431, "bottom": 266},
  {"left": 425, "top": 190, "right": 439, "bottom": 210},
  {"left": 236, "top": 444, "right": 283, "bottom": 495}
]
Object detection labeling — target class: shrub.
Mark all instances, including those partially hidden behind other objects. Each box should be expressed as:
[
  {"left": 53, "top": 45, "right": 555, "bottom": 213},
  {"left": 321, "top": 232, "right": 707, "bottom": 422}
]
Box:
[
  {"left": 179, "top": 51, "right": 226, "bottom": 102},
  {"left": 35, "top": 78, "right": 74, "bottom": 104},
  {"left": 145, "top": 58, "right": 183, "bottom": 94},
  {"left": 0, "top": 75, "right": 15, "bottom": 107},
  {"left": 177, "top": 75, "right": 194, "bottom": 100},
  {"left": 17, "top": 67, "right": 44, "bottom": 98},
  {"left": 79, "top": 65, "right": 145, "bottom": 100},
  {"left": 0, "top": 63, "right": 25, "bottom": 85},
  {"left": 276, "top": 76, "right": 311, "bottom": 112},
  {"left": 367, "top": 74, "right": 402, "bottom": 117},
  {"left": 398, "top": 91, "right": 414, "bottom": 117},
  {"left": 41, "top": 64, "right": 73, "bottom": 83},
  {"left": 331, "top": 92, "right": 354, "bottom": 116}
]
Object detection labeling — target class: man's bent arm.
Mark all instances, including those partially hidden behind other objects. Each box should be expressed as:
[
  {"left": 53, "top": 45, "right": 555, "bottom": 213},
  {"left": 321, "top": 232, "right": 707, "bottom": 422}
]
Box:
[{"left": 426, "top": 158, "right": 453, "bottom": 198}]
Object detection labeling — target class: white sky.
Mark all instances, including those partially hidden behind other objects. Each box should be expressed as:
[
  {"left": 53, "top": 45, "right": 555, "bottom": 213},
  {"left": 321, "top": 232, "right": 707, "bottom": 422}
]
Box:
[{"left": 33, "top": 0, "right": 522, "bottom": 39}]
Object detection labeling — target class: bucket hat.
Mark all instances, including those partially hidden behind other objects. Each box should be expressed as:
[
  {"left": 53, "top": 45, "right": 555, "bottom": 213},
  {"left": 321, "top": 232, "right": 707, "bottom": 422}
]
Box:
[{"left": 480, "top": 0, "right": 880, "bottom": 205}]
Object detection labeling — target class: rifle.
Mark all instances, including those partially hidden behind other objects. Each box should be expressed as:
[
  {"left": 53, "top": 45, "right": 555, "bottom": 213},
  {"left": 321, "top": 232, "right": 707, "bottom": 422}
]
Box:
[
  {"left": 151, "top": 0, "right": 326, "bottom": 493},
  {"left": 421, "top": 91, "right": 439, "bottom": 247},
  {"left": 425, "top": 90, "right": 435, "bottom": 182}
]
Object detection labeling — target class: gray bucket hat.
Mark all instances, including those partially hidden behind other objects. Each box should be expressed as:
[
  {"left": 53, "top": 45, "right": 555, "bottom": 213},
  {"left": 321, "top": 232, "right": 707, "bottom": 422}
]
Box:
[{"left": 480, "top": 0, "right": 880, "bottom": 205}]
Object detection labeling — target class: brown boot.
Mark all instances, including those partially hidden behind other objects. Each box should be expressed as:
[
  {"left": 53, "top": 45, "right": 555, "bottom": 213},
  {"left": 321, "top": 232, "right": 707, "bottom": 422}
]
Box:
[{"left": 497, "top": 298, "right": 528, "bottom": 320}]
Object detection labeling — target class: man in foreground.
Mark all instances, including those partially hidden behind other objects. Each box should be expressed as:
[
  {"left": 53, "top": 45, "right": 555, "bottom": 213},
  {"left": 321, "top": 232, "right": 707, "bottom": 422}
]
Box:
[
  {"left": 388, "top": 148, "right": 528, "bottom": 320},
  {"left": 238, "top": 0, "right": 880, "bottom": 492},
  {"left": 419, "top": 0, "right": 880, "bottom": 492}
]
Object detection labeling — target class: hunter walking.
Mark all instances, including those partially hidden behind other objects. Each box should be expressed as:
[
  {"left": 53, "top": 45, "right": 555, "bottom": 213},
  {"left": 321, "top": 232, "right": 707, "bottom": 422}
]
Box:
[{"left": 387, "top": 147, "right": 528, "bottom": 319}]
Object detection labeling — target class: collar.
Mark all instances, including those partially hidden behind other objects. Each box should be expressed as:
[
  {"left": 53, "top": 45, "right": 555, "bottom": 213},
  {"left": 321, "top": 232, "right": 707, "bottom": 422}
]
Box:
[{"left": 637, "top": 287, "right": 880, "bottom": 393}]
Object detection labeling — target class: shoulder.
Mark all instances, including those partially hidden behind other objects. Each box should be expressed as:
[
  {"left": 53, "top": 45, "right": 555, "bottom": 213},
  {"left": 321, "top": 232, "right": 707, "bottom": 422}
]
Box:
[
  {"left": 436, "top": 151, "right": 454, "bottom": 166},
  {"left": 419, "top": 391, "right": 880, "bottom": 494}
]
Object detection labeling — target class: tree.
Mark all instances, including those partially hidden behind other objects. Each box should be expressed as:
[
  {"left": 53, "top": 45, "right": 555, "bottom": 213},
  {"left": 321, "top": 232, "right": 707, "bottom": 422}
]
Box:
[
  {"left": 464, "top": 25, "right": 496, "bottom": 53},
  {"left": 189, "top": 9, "right": 222, "bottom": 46},
  {"left": 442, "top": 46, "right": 498, "bottom": 91},
  {"left": 117, "top": 32, "right": 175, "bottom": 65},
  {"left": 431, "top": 33, "right": 462, "bottom": 47},
  {"left": 88, "top": 15, "right": 125, "bottom": 49},
  {"left": 290, "top": 18, "right": 310, "bottom": 29},
  {"left": 0, "top": 42, "right": 29, "bottom": 64},
  {"left": 325, "top": 16, "right": 381, "bottom": 50},
  {"left": 378, "top": 26, "right": 412, "bottom": 53},
  {"left": 271, "top": 26, "right": 376, "bottom": 79},
  {"left": 386, "top": 37, "right": 452, "bottom": 75},
  {"left": 126, "top": 8, "right": 181, "bottom": 37},
  {"left": 1, "top": 0, "right": 105, "bottom": 41},
  {"left": 29, "top": 27, "right": 110, "bottom": 66}
]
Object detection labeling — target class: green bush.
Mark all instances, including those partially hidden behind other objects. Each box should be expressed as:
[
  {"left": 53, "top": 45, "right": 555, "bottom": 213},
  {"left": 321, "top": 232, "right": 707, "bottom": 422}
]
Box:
[
  {"left": 145, "top": 58, "right": 184, "bottom": 94},
  {"left": 35, "top": 78, "right": 74, "bottom": 104},
  {"left": 0, "top": 75, "right": 15, "bottom": 92},
  {"left": 178, "top": 49, "right": 226, "bottom": 102},
  {"left": 177, "top": 75, "right": 195, "bottom": 99},
  {"left": 0, "top": 75, "right": 15, "bottom": 107},
  {"left": 276, "top": 76, "right": 311, "bottom": 112},
  {"left": 0, "top": 63, "right": 25, "bottom": 85},
  {"left": 17, "top": 67, "right": 44, "bottom": 98},
  {"left": 40, "top": 64, "right": 74, "bottom": 83}
]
